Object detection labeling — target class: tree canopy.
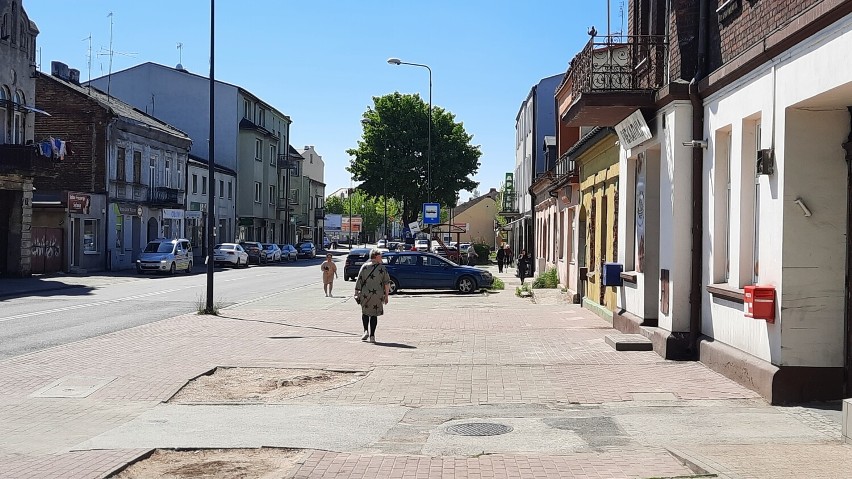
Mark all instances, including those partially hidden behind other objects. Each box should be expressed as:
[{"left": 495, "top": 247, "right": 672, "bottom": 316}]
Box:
[
  {"left": 347, "top": 93, "right": 481, "bottom": 225},
  {"left": 326, "top": 191, "right": 400, "bottom": 238}
]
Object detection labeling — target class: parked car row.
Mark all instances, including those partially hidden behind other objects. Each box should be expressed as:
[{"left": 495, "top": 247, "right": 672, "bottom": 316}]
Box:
[{"left": 212, "top": 241, "right": 316, "bottom": 268}]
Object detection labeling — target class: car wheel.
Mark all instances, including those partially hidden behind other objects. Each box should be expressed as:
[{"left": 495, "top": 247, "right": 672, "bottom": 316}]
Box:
[
  {"left": 235, "top": 258, "right": 241, "bottom": 268},
  {"left": 457, "top": 276, "right": 476, "bottom": 294},
  {"left": 136, "top": 267, "right": 143, "bottom": 275},
  {"left": 389, "top": 277, "right": 399, "bottom": 295},
  {"left": 169, "top": 262, "right": 176, "bottom": 275},
  {"left": 186, "top": 261, "right": 193, "bottom": 273}
]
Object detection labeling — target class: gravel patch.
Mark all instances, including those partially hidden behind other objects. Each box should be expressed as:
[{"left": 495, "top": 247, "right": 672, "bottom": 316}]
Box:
[
  {"left": 169, "top": 367, "right": 366, "bottom": 404},
  {"left": 111, "top": 448, "right": 304, "bottom": 479}
]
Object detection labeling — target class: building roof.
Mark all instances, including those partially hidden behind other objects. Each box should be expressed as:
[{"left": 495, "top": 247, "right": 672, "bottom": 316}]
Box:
[
  {"left": 38, "top": 72, "right": 191, "bottom": 144},
  {"left": 187, "top": 155, "right": 237, "bottom": 177},
  {"left": 88, "top": 62, "right": 291, "bottom": 122},
  {"left": 453, "top": 188, "right": 499, "bottom": 217}
]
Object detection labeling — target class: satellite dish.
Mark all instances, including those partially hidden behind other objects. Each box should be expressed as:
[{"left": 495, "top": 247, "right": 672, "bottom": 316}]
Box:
[{"left": 176, "top": 63, "right": 186, "bottom": 71}]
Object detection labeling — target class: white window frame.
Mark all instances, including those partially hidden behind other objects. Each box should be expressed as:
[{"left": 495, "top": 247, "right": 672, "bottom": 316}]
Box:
[
  {"left": 752, "top": 122, "right": 761, "bottom": 285},
  {"left": 219, "top": 179, "right": 224, "bottom": 199},
  {"left": 164, "top": 157, "right": 171, "bottom": 188},
  {"left": 255, "top": 139, "right": 263, "bottom": 161},
  {"left": 270, "top": 144, "right": 276, "bottom": 166},
  {"left": 201, "top": 176, "right": 207, "bottom": 195},
  {"left": 269, "top": 185, "right": 275, "bottom": 205},
  {"left": 192, "top": 174, "right": 198, "bottom": 194},
  {"left": 243, "top": 99, "right": 251, "bottom": 119},
  {"left": 255, "top": 182, "right": 262, "bottom": 203},
  {"left": 149, "top": 156, "right": 157, "bottom": 188},
  {"left": 227, "top": 181, "right": 232, "bottom": 200}
]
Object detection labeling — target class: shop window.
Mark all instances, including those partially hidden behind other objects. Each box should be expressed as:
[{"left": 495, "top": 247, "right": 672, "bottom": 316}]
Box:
[{"left": 83, "top": 219, "right": 98, "bottom": 253}]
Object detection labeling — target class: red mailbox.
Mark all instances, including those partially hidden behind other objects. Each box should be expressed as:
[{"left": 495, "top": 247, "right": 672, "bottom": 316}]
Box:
[{"left": 744, "top": 285, "right": 775, "bottom": 323}]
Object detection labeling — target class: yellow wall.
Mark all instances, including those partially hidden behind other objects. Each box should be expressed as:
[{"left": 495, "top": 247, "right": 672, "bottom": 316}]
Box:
[
  {"left": 454, "top": 197, "right": 498, "bottom": 247},
  {"left": 578, "top": 133, "right": 619, "bottom": 314}
]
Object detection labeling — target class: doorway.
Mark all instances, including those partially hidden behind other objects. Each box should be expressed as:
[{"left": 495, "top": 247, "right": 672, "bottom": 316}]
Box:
[
  {"left": 147, "top": 217, "right": 158, "bottom": 243},
  {"left": 132, "top": 216, "right": 141, "bottom": 262}
]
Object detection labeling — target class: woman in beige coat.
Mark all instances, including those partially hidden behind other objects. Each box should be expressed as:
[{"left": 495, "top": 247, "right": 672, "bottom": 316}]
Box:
[{"left": 354, "top": 249, "right": 390, "bottom": 343}]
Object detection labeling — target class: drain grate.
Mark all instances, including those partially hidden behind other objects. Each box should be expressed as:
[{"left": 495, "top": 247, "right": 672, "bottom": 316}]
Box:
[{"left": 446, "top": 422, "right": 513, "bottom": 436}]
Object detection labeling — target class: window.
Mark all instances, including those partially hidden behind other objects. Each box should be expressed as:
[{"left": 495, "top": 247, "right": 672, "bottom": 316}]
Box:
[
  {"left": 219, "top": 179, "right": 224, "bottom": 198},
  {"left": 133, "top": 151, "right": 142, "bottom": 182},
  {"left": 116, "top": 147, "right": 126, "bottom": 181},
  {"left": 270, "top": 145, "right": 276, "bottom": 166},
  {"left": 291, "top": 189, "right": 299, "bottom": 202},
  {"left": 83, "top": 219, "right": 98, "bottom": 253},
  {"left": 1, "top": 14, "right": 8, "bottom": 40},
  {"left": 255, "top": 182, "right": 262, "bottom": 203},
  {"left": 13, "top": 91, "right": 24, "bottom": 144},
  {"left": 192, "top": 174, "right": 198, "bottom": 194},
  {"left": 257, "top": 108, "right": 266, "bottom": 127},
  {"left": 255, "top": 139, "right": 263, "bottom": 161},
  {"left": 290, "top": 161, "right": 300, "bottom": 177},
  {"left": 752, "top": 123, "right": 761, "bottom": 285},
  {"left": 149, "top": 157, "right": 157, "bottom": 187},
  {"left": 269, "top": 185, "right": 275, "bottom": 205},
  {"left": 177, "top": 159, "right": 182, "bottom": 190},
  {"left": 164, "top": 158, "right": 171, "bottom": 188},
  {"left": 227, "top": 181, "right": 232, "bottom": 200},
  {"left": 713, "top": 128, "right": 732, "bottom": 283},
  {"left": 201, "top": 176, "right": 207, "bottom": 195},
  {"left": 739, "top": 116, "right": 761, "bottom": 287},
  {"left": 0, "top": 87, "right": 7, "bottom": 144},
  {"left": 243, "top": 99, "right": 251, "bottom": 119}
]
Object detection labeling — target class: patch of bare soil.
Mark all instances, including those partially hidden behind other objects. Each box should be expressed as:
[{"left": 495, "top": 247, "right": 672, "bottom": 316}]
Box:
[
  {"left": 169, "top": 367, "right": 366, "bottom": 404},
  {"left": 112, "top": 448, "right": 304, "bottom": 479}
]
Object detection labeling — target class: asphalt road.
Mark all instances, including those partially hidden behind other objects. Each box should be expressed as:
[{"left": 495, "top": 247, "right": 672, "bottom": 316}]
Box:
[{"left": 0, "top": 257, "right": 330, "bottom": 360}]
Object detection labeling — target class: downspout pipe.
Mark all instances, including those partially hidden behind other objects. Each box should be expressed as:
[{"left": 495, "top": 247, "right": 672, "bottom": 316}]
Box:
[{"left": 688, "top": 0, "right": 709, "bottom": 358}]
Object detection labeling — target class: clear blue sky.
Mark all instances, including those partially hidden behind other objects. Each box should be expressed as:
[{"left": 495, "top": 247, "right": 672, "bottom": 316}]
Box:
[{"left": 26, "top": 1, "right": 613, "bottom": 202}]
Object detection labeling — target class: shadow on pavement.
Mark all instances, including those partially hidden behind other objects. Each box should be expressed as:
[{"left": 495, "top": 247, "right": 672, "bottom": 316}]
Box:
[
  {"left": 374, "top": 342, "right": 416, "bottom": 349},
  {"left": 0, "top": 281, "right": 96, "bottom": 302},
  {"left": 218, "top": 314, "right": 358, "bottom": 336}
]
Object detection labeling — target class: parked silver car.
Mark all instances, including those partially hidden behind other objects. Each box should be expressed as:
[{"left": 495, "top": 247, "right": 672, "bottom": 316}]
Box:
[
  {"left": 278, "top": 244, "right": 298, "bottom": 262},
  {"left": 214, "top": 243, "right": 249, "bottom": 267},
  {"left": 137, "top": 238, "right": 193, "bottom": 274}
]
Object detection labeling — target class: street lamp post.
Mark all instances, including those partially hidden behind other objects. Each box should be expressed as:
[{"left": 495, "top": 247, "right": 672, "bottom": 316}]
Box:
[
  {"left": 205, "top": 0, "right": 216, "bottom": 314},
  {"left": 387, "top": 57, "right": 431, "bottom": 203}
]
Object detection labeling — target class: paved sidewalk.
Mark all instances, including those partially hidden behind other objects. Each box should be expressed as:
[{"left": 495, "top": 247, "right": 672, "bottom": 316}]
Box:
[{"left": 1, "top": 272, "right": 851, "bottom": 478}]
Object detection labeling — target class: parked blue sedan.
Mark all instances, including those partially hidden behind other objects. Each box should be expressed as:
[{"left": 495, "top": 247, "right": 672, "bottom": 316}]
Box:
[{"left": 382, "top": 252, "right": 493, "bottom": 294}]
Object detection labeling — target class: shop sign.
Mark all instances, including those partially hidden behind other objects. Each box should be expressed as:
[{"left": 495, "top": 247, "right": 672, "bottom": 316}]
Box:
[
  {"left": 115, "top": 203, "right": 142, "bottom": 216},
  {"left": 238, "top": 217, "right": 254, "bottom": 226},
  {"left": 163, "top": 208, "right": 184, "bottom": 220},
  {"left": 68, "top": 193, "right": 91, "bottom": 214},
  {"left": 615, "top": 110, "right": 652, "bottom": 150},
  {"left": 185, "top": 211, "right": 202, "bottom": 219}
]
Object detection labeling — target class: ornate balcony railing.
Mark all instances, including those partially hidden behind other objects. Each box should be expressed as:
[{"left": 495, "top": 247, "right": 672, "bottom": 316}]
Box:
[
  {"left": 567, "top": 35, "right": 667, "bottom": 94},
  {"left": 147, "top": 187, "right": 181, "bottom": 207},
  {"left": 555, "top": 152, "right": 578, "bottom": 181}
]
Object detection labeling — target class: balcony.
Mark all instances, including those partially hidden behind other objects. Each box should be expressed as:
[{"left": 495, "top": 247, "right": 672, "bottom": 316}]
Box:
[
  {"left": 147, "top": 187, "right": 182, "bottom": 208},
  {"left": 277, "top": 197, "right": 297, "bottom": 211},
  {"left": 0, "top": 144, "right": 56, "bottom": 176},
  {"left": 314, "top": 207, "right": 325, "bottom": 220},
  {"left": 559, "top": 35, "right": 667, "bottom": 127},
  {"left": 554, "top": 153, "right": 579, "bottom": 184}
]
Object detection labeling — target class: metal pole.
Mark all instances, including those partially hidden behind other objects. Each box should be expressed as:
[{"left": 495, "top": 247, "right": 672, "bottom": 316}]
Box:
[
  {"left": 205, "top": 0, "right": 215, "bottom": 313},
  {"left": 348, "top": 187, "right": 353, "bottom": 249},
  {"left": 427, "top": 67, "right": 432, "bottom": 204}
]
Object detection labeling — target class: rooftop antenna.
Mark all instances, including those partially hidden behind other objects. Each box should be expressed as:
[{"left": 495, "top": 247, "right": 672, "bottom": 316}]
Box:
[
  {"left": 96, "top": 12, "right": 137, "bottom": 99},
  {"left": 619, "top": 0, "right": 625, "bottom": 37},
  {"left": 607, "top": 0, "right": 611, "bottom": 42},
  {"left": 82, "top": 34, "right": 92, "bottom": 90},
  {"left": 176, "top": 42, "right": 184, "bottom": 70}
]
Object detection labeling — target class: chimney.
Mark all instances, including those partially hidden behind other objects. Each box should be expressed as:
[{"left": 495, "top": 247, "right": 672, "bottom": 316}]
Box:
[
  {"left": 68, "top": 69, "right": 81, "bottom": 85},
  {"left": 51, "top": 61, "right": 70, "bottom": 81}
]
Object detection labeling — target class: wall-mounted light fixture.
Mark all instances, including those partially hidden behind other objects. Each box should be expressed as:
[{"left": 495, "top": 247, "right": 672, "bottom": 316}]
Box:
[
  {"left": 682, "top": 139, "right": 708, "bottom": 149},
  {"left": 794, "top": 198, "right": 812, "bottom": 217}
]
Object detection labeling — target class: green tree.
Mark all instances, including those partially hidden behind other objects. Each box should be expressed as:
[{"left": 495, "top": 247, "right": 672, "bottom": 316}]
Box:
[
  {"left": 347, "top": 93, "right": 481, "bottom": 226},
  {"left": 326, "top": 195, "right": 346, "bottom": 215}
]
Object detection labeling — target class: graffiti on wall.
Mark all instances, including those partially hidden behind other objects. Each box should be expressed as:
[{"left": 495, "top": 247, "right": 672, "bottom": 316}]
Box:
[{"left": 31, "top": 227, "right": 63, "bottom": 274}]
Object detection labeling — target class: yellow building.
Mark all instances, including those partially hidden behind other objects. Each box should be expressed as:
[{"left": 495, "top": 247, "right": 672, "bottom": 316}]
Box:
[
  {"left": 577, "top": 128, "right": 619, "bottom": 320},
  {"left": 447, "top": 188, "right": 500, "bottom": 248}
]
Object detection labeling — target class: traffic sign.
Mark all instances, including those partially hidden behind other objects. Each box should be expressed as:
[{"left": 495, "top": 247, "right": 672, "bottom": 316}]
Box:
[
  {"left": 408, "top": 221, "right": 420, "bottom": 233},
  {"left": 423, "top": 203, "right": 440, "bottom": 225}
]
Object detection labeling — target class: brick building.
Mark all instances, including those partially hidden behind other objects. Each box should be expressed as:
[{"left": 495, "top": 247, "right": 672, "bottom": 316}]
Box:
[{"left": 34, "top": 63, "right": 191, "bottom": 272}]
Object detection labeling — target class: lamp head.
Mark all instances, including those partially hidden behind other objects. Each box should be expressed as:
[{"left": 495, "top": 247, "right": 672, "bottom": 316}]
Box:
[
  {"left": 387, "top": 58, "right": 402, "bottom": 65},
  {"left": 361, "top": 118, "right": 371, "bottom": 125}
]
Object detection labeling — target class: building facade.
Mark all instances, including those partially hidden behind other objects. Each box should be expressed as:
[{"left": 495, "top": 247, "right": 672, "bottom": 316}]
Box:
[
  {"left": 297, "top": 145, "right": 325, "bottom": 243},
  {"left": 185, "top": 156, "right": 236, "bottom": 258},
  {"left": 35, "top": 65, "right": 191, "bottom": 272},
  {"left": 508, "top": 74, "right": 562, "bottom": 258},
  {"left": 0, "top": 0, "right": 40, "bottom": 276},
  {"left": 447, "top": 188, "right": 499, "bottom": 248},
  {"left": 87, "top": 62, "right": 291, "bottom": 245}
]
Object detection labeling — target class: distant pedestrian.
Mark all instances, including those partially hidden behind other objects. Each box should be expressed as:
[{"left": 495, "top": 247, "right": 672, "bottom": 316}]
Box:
[
  {"left": 517, "top": 249, "right": 530, "bottom": 284},
  {"left": 321, "top": 253, "right": 338, "bottom": 297},
  {"left": 496, "top": 245, "right": 505, "bottom": 273},
  {"left": 505, "top": 244, "right": 514, "bottom": 267},
  {"left": 467, "top": 246, "right": 479, "bottom": 266},
  {"left": 354, "top": 249, "right": 390, "bottom": 344}
]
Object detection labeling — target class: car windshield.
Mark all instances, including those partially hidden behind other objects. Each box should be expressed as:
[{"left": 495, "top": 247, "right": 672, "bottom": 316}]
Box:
[{"left": 144, "top": 242, "right": 174, "bottom": 253}]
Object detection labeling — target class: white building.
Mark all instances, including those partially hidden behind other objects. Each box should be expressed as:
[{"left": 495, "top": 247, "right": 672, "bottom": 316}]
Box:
[{"left": 185, "top": 156, "right": 237, "bottom": 254}]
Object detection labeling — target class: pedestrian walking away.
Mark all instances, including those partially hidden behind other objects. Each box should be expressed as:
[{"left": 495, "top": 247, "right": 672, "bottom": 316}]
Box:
[
  {"left": 517, "top": 249, "right": 530, "bottom": 284},
  {"left": 321, "top": 253, "right": 338, "bottom": 297},
  {"left": 496, "top": 245, "right": 505, "bottom": 273},
  {"left": 505, "top": 244, "right": 514, "bottom": 268},
  {"left": 354, "top": 248, "right": 390, "bottom": 344}
]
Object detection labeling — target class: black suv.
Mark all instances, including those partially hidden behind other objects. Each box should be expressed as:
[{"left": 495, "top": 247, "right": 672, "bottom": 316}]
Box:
[{"left": 344, "top": 248, "right": 371, "bottom": 281}]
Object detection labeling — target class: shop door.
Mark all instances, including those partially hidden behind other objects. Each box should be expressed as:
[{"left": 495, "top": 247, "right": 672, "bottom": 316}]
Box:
[
  {"left": 30, "top": 227, "right": 64, "bottom": 274},
  {"left": 71, "top": 219, "right": 81, "bottom": 267}
]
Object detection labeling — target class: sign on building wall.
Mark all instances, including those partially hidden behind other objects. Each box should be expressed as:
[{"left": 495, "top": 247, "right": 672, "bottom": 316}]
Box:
[
  {"left": 67, "top": 193, "right": 91, "bottom": 214},
  {"left": 615, "top": 110, "right": 652, "bottom": 150},
  {"left": 163, "top": 209, "right": 184, "bottom": 220},
  {"left": 324, "top": 214, "right": 342, "bottom": 231}
]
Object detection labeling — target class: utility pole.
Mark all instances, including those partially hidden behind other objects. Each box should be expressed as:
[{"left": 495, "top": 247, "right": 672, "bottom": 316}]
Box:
[{"left": 205, "top": 0, "right": 216, "bottom": 313}]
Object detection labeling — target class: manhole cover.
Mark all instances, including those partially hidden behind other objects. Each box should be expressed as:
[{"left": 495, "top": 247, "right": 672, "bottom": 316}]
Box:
[{"left": 446, "top": 422, "right": 513, "bottom": 436}]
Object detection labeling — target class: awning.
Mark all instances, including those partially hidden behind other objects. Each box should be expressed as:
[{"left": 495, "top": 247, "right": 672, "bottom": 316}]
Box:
[{"left": 502, "top": 215, "right": 531, "bottom": 229}]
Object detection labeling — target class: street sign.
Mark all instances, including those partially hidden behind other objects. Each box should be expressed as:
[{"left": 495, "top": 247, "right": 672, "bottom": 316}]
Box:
[
  {"left": 408, "top": 221, "right": 420, "bottom": 233},
  {"left": 423, "top": 203, "right": 440, "bottom": 225}
]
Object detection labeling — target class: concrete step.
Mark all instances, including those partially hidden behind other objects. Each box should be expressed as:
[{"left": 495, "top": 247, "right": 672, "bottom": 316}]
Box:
[{"left": 605, "top": 333, "right": 653, "bottom": 352}]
